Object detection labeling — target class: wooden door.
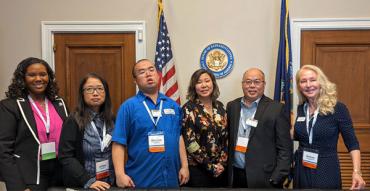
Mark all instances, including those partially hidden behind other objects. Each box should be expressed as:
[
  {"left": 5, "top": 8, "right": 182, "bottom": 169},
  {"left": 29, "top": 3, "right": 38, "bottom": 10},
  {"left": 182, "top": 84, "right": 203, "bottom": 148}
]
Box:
[
  {"left": 301, "top": 30, "right": 370, "bottom": 188},
  {"left": 54, "top": 33, "right": 136, "bottom": 114}
]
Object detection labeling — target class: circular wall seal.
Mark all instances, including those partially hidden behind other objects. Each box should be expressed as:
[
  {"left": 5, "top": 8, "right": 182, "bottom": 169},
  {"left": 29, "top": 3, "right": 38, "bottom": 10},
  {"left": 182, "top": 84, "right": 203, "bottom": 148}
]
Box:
[{"left": 200, "top": 43, "right": 234, "bottom": 79}]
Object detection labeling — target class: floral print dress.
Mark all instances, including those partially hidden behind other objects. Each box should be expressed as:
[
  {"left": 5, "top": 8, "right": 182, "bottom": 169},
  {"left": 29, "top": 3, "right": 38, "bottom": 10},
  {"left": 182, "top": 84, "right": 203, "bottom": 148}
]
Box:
[{"left": 182, "top": 99, "right": 228, "bottom": 177}]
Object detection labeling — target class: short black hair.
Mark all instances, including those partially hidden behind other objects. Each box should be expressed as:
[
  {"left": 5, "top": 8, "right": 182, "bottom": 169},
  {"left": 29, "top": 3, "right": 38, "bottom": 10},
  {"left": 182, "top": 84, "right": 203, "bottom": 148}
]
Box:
[{"left": 132, "top": 59, "right": 154, "bottom": 78}]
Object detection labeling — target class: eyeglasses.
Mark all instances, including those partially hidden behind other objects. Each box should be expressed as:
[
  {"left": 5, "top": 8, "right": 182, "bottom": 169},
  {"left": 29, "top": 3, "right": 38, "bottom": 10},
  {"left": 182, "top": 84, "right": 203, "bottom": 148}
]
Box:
[
  {"left": 242, "top": 80, "right": 265, "bottom": 86},
  {"left": 135, "top": 67, "right": 156, "bottom": 77},
  {"left": 83, "top": 87, "right": 105, "bottom": 94}
]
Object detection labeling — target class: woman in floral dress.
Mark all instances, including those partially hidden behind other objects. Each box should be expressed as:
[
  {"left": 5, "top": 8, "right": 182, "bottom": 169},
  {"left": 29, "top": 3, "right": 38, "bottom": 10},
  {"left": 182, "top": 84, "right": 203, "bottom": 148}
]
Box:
[{"left": 182, "top": 69, "right": 228, "bottom": 187}]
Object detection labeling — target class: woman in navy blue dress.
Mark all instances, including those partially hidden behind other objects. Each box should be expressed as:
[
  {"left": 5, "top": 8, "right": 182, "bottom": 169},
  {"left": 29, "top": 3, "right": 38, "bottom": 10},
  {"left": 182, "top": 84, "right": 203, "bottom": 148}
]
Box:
[{"left": 293, "top": 65, "right": 366, "bottom": 189}]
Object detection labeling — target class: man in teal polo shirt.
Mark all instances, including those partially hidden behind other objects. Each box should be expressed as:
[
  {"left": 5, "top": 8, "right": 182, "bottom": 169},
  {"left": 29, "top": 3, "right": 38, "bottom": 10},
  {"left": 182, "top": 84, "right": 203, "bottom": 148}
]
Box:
[{"left": 112, "top": 59, "right": 189, "bottom": 188}]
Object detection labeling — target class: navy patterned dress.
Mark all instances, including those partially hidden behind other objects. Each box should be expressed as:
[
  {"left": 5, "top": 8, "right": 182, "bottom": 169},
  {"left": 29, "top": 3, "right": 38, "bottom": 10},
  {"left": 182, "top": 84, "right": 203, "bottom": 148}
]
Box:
[{"left": 293, "top": 102, "right": 359, "bottom": 189}]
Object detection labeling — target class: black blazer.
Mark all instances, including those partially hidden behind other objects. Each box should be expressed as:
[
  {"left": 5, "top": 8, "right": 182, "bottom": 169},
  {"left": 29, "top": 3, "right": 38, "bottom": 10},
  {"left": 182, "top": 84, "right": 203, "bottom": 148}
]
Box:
[
  {"left": 58, "top": 114, "right": 116, "bottom": 187},
  {"left": 58, "top": 116, "right": 90, "bottom": 187},
  {"left": 0, "top": 97, "right": 68, "bottom": 190},
  {"left": 226, "top": 95, "right": 292, "bottom": 188}
]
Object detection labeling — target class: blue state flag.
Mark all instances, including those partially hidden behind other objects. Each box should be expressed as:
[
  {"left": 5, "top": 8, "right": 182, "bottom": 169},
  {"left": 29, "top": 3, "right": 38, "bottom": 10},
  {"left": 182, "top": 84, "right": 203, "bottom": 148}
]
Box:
[{"left": 274, "top": 0, "right": 293, "bottom": 123}]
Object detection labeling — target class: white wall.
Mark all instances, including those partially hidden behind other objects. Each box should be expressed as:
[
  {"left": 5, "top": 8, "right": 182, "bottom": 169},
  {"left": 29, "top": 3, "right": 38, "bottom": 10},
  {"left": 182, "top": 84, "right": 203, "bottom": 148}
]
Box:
[
  {"left": 1, "top": 0, "right": 370, "bottom": 189},
  {"left": 1, "top": 0, "right": 370, "bottom": 105}
]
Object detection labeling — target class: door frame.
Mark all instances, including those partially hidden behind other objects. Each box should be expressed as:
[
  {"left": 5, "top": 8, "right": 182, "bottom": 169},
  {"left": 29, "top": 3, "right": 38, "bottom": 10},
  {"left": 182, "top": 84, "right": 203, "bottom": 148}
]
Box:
[
  {"left": 291, "top": 18, "right": 370, "bottom": 113},
  {"left": 41, "top": 21, "right": 146, "bottom": 69}
]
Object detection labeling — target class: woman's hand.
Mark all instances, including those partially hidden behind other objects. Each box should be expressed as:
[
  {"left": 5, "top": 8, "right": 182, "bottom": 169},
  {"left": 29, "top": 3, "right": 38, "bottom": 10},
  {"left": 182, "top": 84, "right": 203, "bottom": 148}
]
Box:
[
  {"left": 214, "top": 163, "right": 224, "bottom": 177},
  {"left": 350, "top": 171, "right": 366, "bottom": 190},
  {"left": 90, "top": 180, "right": 110, "bottom": 191}
]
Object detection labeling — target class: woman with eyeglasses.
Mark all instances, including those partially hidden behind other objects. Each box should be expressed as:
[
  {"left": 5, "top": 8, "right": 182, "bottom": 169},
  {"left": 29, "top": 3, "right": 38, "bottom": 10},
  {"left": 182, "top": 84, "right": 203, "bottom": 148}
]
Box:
[
  {"left": 59, "top": 73, "right": 115, "bottom": 190},
  {"left": 0, "top": 57, "right": 68, "bottom": 191}
]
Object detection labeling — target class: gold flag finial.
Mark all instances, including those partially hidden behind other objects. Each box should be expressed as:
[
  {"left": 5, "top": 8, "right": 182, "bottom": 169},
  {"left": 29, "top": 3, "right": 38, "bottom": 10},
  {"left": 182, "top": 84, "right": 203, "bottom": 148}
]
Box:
[{"left": 157, "top": 0, "right": 164, "bottom": 27}]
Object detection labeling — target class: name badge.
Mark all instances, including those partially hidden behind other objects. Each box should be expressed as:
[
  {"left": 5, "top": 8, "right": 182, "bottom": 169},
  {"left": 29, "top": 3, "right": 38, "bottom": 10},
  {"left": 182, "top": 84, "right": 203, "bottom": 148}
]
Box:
[
  {"left": 151, "top": 110, "right": 161, "bottom": 118},
  {"left": 246, "top": 118, "right": 258, "bottom": 127},
  {"left": 164, "top": 108, "right": 175, "bottom": 115},
  {"left": 302, "top": 148, "right": 319, "bottom": 169},
  {"left": 235, "top": 137, "right": 249, "bottom": 153},
  {"left": 148, "top": 131, "right": 165, "bottom": 153},
  {"left": 101, "top": 134, "right": 112, "bottom": 152},
  {"left": 41, "top": 142, "right": 56, "bottom": 160},
  {"left": 96, "top": 159, "right": 109, "bottom": 180},
  {"left": 297, "top": 117, "right": 306, "bottom": 122},
  {"left": 187, "top": 141, "right": 200, "bottom": 153}
]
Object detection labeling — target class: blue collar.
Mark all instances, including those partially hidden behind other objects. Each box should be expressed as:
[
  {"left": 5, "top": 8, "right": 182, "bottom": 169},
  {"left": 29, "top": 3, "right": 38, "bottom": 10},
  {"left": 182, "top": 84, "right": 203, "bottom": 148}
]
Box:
[
  {"left": 240, "top": 97, "right": 261, "bottom": 108},
  {"left": 137, "top": 91, "right": 167, "bottom": 105}
]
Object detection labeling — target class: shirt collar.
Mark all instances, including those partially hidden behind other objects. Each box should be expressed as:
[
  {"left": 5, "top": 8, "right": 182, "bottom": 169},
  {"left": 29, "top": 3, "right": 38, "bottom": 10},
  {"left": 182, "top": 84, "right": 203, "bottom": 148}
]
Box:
[
  {"left": 137, "top": 90, "right": 167, "bottom": 104},
  {"left": 241, "top": 97, "right": 261, "bottom": 108},
  {"left": 87, "top": 108, "right": 102, "bottom": 120}
]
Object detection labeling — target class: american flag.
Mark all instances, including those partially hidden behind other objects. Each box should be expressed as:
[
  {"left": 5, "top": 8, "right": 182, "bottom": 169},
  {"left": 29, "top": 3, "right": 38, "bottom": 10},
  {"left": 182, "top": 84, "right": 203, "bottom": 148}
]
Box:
[{"left": 155, "top": 7, "right": 180, "bottom": 104}]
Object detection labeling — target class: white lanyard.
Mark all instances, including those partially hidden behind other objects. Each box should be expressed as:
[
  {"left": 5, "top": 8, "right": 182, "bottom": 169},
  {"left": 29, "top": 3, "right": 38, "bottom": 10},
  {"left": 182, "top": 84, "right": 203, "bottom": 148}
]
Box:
[
  {"left": 305, "top": 104, "right": 319, "bottom": 145},
  {"left": 240, "top": 107, "right": 257, "bottom": 131},
  {"left": 90, "top": 121, "right": 106, "bottom": 152},
  {"left": 28, "top": 95, "right": 50, "bottom": 134},
  {"left": 143, "top": 100, "right": 163, "bottom": 128}
]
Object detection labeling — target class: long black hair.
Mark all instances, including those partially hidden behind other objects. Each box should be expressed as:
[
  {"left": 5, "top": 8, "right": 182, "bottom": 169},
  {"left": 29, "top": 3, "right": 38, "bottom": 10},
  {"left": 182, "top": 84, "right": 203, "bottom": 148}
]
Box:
[
  {"left": 6, "top": 57, "right": 59, "bottom": 100},
  {"left": 72, "top": 73, "right": 114, "bottom": 130}
]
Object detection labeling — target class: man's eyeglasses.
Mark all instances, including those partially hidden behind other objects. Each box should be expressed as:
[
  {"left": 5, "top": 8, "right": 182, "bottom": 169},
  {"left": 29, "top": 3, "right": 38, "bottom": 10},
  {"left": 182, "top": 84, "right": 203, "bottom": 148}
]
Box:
[
  {"left": 242, "top": 80, "right": 265, "bottom": 86},
  {"left": 135, "top": 67, "right": 156, "bottom": 77},
  {"left": 83, "top": 87, "right": 105, "bottom": 94}
]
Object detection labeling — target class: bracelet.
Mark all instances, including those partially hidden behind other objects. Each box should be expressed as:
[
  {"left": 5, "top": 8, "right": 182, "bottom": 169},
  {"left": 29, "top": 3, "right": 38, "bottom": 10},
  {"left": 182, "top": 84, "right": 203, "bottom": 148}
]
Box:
[{"left": 354, "top": 169, "right": 363, "bottom": 176}]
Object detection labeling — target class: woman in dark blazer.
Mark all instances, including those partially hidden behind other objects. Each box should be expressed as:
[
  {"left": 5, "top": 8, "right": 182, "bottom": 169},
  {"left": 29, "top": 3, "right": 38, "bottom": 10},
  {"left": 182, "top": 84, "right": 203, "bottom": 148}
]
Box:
[
  {"left": 59, "top": 73, "right": 115, "bottom": 190},
  {"left": 0, "top": 57, "right": 68, "bottom": 190}
]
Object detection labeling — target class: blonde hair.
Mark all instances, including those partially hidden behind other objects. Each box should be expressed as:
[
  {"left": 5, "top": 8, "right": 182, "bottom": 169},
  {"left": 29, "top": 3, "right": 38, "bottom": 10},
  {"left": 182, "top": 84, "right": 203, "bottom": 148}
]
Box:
[{"left": 296, "top": 65, "right": 337, "bottom": 115}]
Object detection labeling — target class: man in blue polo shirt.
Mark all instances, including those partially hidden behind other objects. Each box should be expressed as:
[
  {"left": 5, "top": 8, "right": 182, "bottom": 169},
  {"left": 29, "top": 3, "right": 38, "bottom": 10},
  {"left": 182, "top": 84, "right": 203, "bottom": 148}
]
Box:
[{"left": 112, "top": 59, "right": 189, "bottom": 189}]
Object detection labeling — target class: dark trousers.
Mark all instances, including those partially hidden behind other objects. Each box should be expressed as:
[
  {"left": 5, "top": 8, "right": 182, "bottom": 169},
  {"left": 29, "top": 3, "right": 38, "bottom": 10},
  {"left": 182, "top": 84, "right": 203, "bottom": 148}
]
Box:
[
  {"left": 185, "top": 165, "right": 227, "bottom": 187},
  {"left": 232, "top": 167, "right": 248, "bottom": 188},
  {"left": 27, "top": 159, "right": 63, "bottom": 191}
]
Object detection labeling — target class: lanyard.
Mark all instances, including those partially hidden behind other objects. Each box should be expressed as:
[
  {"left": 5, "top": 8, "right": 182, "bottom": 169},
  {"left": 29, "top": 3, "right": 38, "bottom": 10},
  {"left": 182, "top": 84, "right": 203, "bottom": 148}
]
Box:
[
  {"left": 28, "top": 95, "right": 50, "bottom": 134},
  {"left": 143, "top": 100, "right": 163, "bottom": 128},
  {"left": 305, "top": 104, "right": 319, "bottom": 145},
  {"left": 90, "top": 121, "right": 107, "bottom": 152},
  {"left": 242, "top": 108, "right": 257, "bottom": 131},
  {"left": 241, "top": 104, "right": 257, "bottom": 132}
]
